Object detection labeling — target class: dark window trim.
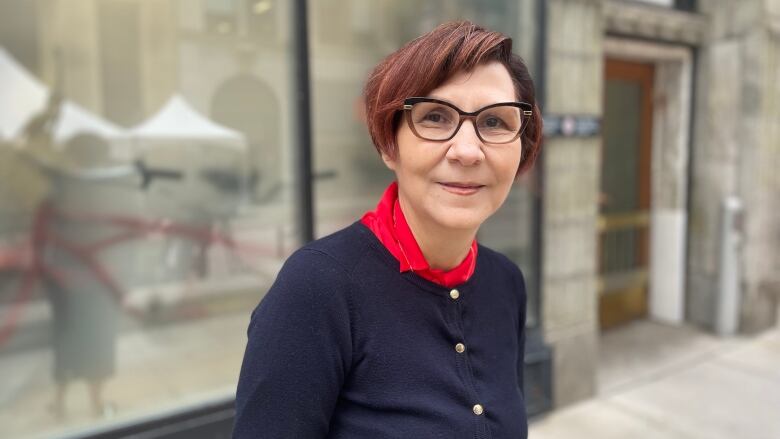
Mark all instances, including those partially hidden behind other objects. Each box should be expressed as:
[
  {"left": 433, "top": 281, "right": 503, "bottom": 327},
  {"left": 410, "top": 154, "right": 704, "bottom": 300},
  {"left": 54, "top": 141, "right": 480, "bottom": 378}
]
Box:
[
  {"left": 64, "top": 396, "right": 234, "bottom": 439},
  {"left": 524, "top": 0, "right": 554, "bottom": 418},
  {"left": 293, "top": 0, "right": 315, "bottom": 243},
  {"left": 532, "top": 0, "right": 546, "bottom": 332}
]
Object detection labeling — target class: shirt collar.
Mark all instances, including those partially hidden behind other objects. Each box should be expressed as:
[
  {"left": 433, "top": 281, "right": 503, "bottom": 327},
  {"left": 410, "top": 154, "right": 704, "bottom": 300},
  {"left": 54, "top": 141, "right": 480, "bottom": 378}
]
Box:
[{"left": 360, "top": 181, "right": 478, "bottom": 287}]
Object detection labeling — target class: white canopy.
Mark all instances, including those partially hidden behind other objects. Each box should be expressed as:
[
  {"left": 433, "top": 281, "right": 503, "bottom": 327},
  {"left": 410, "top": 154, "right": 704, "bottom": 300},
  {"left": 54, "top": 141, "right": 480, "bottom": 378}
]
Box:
[
  {"left": 0, "top": 46, "right": 128, "bottom": 144},
  {"left": 130, "top": 95, "right": 245, "bottom": 147},
  {"left": 0, "top": 47, "right": 47, "bottom": 139},
  {"left": 53, "top": 101, "right": 128, "bottom": 144}
]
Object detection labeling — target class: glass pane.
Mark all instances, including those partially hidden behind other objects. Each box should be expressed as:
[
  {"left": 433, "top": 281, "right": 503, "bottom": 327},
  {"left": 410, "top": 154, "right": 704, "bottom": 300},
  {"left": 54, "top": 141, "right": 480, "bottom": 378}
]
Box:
[
  {"left": 601, "top": 78, "right": 646, "bottom": 278},
  {"left": 0, "top": 0, "right": 297, "bottom": 437},
  {"left": 602, "top": 79, "right": 641, "bottom": 214},
  {"left": 309, "top": 0, "right": 540, "bottom": 327}
]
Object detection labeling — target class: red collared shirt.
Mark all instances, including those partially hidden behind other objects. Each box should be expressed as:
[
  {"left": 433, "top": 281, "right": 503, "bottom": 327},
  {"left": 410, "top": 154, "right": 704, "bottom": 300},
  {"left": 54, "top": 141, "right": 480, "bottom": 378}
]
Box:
[{"left": 360, "top": 181, "right": 478, "bottom": 288}]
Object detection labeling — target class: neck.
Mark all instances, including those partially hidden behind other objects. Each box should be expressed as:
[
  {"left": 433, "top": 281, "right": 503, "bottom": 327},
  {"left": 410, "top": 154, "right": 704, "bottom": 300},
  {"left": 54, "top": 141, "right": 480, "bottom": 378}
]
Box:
[{"left": 398, "top": 195, "right": 477, "bottom": 271}]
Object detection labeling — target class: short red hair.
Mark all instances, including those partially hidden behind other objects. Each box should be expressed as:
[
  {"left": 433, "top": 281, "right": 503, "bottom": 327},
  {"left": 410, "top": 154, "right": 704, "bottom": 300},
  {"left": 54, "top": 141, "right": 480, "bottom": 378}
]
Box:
[{"left": 363, "top": 21, "right": 543, "bottom": 175}]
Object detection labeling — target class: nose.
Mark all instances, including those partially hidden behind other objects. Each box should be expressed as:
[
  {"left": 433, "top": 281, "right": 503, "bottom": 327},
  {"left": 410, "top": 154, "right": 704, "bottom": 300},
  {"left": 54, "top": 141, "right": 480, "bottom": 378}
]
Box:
[{"left": 445, "top": 119, "right": 485, "bottom": 166}]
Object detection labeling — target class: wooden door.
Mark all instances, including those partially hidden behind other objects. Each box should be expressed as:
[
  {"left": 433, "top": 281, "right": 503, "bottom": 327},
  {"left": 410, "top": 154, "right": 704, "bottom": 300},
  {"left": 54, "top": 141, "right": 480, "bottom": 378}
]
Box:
[{"left": 598, "top": 59, "right": 654, "bottom": 330}]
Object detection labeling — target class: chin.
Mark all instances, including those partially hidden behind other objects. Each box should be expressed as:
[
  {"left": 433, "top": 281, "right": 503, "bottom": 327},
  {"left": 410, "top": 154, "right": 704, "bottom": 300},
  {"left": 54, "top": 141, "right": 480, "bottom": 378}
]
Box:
[{"left": 428, "top": 205, "right": 489, "bottom": 231}]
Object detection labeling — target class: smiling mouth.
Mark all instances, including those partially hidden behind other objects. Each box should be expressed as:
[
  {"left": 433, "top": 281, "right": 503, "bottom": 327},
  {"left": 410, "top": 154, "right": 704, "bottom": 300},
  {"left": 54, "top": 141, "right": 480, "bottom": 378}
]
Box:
[
  {"left": 440, "top": 182, "right": 484, "bottom": 188},
  {"left": 438, "top": 182, "right": 485, "bottom": 195}
]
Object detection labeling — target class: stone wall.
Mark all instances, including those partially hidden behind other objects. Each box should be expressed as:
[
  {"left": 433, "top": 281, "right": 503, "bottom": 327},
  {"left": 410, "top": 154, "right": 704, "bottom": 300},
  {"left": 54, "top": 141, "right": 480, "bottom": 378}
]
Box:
[
  {"left": 542, "top": 0, "right": 604, "bottom": 408},
  {"left": 688, "top": 0, "right": 780, "bottom": 333}
]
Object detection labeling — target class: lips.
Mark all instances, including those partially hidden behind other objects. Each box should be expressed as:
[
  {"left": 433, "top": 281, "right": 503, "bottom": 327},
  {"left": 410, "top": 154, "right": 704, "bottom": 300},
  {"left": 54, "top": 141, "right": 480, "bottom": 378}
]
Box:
[
  {"left": 439, "top": 182, "right": 485, "bottom": 188},
  {"left": 438, "top": 181, "right": 485, "bottom": 195}
]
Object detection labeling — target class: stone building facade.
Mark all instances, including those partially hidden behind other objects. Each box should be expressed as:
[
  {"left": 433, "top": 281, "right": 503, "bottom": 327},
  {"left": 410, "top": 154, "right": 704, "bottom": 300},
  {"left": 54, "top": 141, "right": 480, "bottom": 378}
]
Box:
[{"left": 543, "top": 0, "right": 780, "bottom": 408}]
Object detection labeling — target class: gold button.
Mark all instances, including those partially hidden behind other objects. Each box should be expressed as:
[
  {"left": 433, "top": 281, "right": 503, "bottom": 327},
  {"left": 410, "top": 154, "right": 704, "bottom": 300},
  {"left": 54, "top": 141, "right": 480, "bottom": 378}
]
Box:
[
  {"left": 455, "top": 343, "right": 466, "bottom": 353},
  {"left": 473, "top": 404, "right": 484, "bottom": 415},
  {"left": 449, "top": 289, "right": 460, "bottom": 300}
]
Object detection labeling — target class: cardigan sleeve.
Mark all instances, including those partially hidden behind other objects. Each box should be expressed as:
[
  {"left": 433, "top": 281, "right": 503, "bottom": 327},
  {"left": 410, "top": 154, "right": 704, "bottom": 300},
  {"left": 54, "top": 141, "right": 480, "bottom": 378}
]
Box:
[{"left": 233, "top": 248, "right": 353, "bottom": 438}]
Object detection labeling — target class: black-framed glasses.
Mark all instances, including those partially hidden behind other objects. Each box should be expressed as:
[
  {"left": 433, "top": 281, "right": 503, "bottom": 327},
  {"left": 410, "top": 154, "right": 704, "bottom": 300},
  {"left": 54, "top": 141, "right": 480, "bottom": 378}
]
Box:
[{"left": 402, "top": 97, "right": 533, "bottom": 144}]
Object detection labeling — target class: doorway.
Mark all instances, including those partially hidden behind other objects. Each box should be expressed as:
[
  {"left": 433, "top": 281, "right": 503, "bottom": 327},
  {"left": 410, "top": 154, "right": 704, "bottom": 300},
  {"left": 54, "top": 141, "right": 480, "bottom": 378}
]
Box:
[{"left": 598, "top": 58, "right": 654, "bottom": 329}]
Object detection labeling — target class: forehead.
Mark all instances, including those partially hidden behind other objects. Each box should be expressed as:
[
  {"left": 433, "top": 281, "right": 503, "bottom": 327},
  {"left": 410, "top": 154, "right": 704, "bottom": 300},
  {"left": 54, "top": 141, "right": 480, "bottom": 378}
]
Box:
[{"left": 427, "top": 62, "right": 516, "bottom": 110}]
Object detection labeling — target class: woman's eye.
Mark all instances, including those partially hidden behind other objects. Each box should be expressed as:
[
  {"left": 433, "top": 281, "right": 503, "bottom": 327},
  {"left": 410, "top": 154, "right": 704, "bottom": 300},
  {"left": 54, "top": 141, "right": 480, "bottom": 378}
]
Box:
[
  {"left": 423, "top": 112, "right": 446, "bottom": 123},
  {"left": 483, "top": 117, "right": 505, "bottom": 128}
]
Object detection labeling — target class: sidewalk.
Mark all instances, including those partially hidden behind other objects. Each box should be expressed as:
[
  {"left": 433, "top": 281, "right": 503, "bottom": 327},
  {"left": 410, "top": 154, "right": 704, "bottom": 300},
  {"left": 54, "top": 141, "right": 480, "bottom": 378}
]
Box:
[{"left": 529, "top": 319, "right": 780, "bottom": 439}]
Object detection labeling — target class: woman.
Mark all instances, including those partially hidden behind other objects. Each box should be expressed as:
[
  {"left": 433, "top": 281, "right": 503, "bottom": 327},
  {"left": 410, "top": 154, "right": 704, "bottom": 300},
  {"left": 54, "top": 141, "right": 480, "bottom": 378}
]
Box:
[{"left": 234, "top": 21, "right": 542, "bottom": 438}]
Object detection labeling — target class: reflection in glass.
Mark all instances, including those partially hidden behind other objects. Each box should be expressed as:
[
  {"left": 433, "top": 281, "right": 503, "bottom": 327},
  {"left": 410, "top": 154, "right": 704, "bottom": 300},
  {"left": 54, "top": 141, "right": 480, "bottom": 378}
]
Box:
[{"left": 0, "top": 1, "right": 296, "bottom": 437}]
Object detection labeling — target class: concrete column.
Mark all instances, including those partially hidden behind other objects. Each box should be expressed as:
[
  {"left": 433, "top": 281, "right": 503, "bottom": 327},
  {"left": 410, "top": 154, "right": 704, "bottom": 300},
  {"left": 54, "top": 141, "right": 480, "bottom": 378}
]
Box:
[
  {"left": 37, "top": 0, "right": 177, "bottom": 123},
  {"left": 688, "top": 0, "right": 780, "bottom": 333},
  {"left": 649, "top": 56, "right": 692, "bottom": 324},
  {"left": 543, "top": 0, "right": 604, "bottom": 408},
  {"left": 139, "top": 0, "right": 178, "bottom": 116},
  {"left": 39, "top": 0, "right": 103, "bottom": 113}
]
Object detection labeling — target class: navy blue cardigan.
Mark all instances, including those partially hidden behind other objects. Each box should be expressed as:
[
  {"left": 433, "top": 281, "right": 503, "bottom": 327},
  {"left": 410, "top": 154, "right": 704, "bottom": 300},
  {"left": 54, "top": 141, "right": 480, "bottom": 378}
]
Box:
[{"left": 234, "top": 221, "right": 527, "bottom": 438}]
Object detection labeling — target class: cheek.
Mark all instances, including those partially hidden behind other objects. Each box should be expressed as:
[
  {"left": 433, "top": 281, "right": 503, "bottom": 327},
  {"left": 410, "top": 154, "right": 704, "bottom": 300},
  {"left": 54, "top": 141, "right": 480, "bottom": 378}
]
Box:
[
  {"left": 393, "top": 127, "right": 416, "bottom": 176},
  {"left": 489, "top": 149, "right": 522, "bottom": 203},
  {"left": 494, "top": 146, "right": 522, "bottom": 183},
  {"left": 395, "top": 130, "right": 443, "bottom": 179}
]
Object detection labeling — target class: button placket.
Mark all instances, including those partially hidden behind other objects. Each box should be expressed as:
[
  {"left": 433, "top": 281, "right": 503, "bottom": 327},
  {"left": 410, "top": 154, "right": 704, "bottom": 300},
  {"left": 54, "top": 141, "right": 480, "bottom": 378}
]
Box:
[{"left": 446, "top": 287, "right": 487, "bottom": 423}]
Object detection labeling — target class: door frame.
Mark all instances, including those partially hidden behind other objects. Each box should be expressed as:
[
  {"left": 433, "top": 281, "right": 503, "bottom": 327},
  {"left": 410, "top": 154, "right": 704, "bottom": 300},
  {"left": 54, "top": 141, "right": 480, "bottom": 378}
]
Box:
[{"left": 603, "top": 37, "right": 693, "bottom": 325}]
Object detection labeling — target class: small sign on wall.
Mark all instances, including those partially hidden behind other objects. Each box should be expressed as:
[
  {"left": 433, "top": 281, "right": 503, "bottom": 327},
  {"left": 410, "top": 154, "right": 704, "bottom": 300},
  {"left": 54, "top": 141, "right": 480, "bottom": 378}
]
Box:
[{"left": 543, "top": 115, "right": 601, "bottom": 137}]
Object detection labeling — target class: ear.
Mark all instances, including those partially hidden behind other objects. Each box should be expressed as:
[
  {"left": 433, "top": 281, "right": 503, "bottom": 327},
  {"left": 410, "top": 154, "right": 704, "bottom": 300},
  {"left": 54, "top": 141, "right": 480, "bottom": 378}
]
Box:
[{"left": 380, "top": 149, "right": 397, "bottom": 171}]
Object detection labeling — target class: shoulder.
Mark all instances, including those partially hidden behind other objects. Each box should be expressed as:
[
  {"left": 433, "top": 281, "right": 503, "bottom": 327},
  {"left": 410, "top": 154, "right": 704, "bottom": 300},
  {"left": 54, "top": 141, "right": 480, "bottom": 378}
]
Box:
[
  {"left": 264, "top": 222, "right": 370, "bottom": 306},
  {"left": 476, "top": 245, "right": 528, "bottom": 323},
  {"left": 253, "top": 237, "right": 359, "bottom": 333},
  {"left": 477, "top": 244, "right": 525, "bottom": 282},
  {"left": 294, "top": 221, "right": 374, "bottom": 277}
]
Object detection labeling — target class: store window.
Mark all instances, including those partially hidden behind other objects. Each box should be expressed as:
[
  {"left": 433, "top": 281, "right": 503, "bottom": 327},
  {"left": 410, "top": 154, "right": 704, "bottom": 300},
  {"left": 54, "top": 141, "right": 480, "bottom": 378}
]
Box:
[
  {"left": 0, "top": 0, "right": 297, "bottom": 437},
  {"left": 0, "top": 1, "right": 544, "bottom": 437}
]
